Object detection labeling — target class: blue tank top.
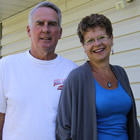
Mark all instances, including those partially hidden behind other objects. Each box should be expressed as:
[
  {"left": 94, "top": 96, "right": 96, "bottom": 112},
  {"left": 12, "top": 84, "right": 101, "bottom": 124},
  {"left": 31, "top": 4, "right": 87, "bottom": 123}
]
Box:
[{"left": 95, "top": 80, "right": 132, "bottom": 140}]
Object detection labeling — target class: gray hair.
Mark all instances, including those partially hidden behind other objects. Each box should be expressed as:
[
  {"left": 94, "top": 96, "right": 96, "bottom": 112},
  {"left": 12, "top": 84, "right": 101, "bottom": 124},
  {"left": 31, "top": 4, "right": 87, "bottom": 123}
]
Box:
[{"left": 28, "top": 1, "right": 62, "bottom": 28}]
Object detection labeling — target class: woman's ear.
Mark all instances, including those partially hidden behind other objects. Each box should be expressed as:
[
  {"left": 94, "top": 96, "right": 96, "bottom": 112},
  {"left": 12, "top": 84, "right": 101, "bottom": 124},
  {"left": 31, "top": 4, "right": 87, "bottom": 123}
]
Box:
[
  {"left": 83, "top": 46, "right": 87, "bottom": 54},
  {"left": 84, "top": 48, "right": 86, "bottom": 53},
  {"left": 82, "top": 42, "right": 87, "bottom": 53},
  {"left": 110, "top": 35, "right": 114, "bottom": 47}
]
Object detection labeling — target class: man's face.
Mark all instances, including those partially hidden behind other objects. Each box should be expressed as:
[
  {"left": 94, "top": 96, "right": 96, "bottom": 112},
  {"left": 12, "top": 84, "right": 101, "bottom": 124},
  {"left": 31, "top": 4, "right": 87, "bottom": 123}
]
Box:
[{"left": 27, "top": 7, "right": 62, "bottom": 60}]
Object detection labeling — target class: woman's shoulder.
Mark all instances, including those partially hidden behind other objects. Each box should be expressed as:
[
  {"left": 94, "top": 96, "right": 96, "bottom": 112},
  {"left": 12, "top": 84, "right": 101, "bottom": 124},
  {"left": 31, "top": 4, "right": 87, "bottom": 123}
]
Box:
[
  {"left": 111, "top": 64, "right": 126, "bottom": 74},
  {"left": 111, "top": 64, "right": 129, "bottom": 82},
  {"left": 64, "top": 62, "right": 92, "bottom": 84}
]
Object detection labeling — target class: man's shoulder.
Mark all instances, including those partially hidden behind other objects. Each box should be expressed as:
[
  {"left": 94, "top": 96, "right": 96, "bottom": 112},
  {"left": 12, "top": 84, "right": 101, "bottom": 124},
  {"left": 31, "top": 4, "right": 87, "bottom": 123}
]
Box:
[
  {"left": 58, "top": 55, "right": 77, "bottom": 67},
  {"left": 1, "top": 52, "right": 25, "bottom": 60},
  {"left": 0, "top": 52, "right": 26, "bottom": 65}
]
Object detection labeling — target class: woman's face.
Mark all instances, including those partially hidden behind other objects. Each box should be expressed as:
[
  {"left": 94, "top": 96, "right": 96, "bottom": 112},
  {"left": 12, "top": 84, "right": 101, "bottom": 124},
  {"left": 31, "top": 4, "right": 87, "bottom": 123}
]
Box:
[{"left": 83, "top": 27, "right": 113, "bottom": 64}]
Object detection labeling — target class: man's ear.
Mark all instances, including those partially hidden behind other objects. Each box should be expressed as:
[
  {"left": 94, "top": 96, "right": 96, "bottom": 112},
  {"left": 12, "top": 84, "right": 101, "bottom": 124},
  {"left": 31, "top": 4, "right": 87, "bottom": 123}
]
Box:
[
  {"left": 58, "top": 28, "right": 62, "bottom": 39},
  {"left": 27, "top": 25, "right": 31, "bottom": 37}
]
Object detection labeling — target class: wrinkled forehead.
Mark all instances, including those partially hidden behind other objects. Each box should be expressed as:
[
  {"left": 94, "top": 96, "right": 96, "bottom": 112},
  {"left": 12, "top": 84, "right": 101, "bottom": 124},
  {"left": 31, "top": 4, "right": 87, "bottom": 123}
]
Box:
[{"left": 32, "top": 7, "right": 59, "bottom": 21}]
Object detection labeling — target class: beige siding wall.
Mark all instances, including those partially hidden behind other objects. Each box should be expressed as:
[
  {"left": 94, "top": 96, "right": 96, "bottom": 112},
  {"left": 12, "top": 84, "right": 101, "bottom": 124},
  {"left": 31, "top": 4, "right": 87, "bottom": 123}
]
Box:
[{"left": 1, "top": 0, "right": 140, "bottom": 121}]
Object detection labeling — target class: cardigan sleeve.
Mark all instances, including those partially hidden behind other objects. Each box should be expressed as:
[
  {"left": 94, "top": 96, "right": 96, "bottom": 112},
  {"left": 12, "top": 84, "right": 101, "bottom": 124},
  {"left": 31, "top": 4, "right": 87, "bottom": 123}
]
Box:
[
  {"left": 56, "top": 70, "right": 77, "bottom": 140},
  {"left": 136, "top": 120, "right": 140, "bottom": 140}
]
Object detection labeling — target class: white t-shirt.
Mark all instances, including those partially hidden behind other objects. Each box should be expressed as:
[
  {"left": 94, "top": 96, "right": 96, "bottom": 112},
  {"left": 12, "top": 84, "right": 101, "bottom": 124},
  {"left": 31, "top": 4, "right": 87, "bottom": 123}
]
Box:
[{"left": 0, "top": 50, "right": 77, "bottom": 140}]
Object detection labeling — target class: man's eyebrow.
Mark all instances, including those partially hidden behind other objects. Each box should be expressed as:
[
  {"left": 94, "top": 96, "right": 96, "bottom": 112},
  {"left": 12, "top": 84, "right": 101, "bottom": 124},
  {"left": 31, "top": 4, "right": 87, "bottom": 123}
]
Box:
[
  {"left": 35, "top": 20, "right": 43, "bottom": 23},
  {"left": 48, "top": 20, "right": 59, "bottom": 25}
]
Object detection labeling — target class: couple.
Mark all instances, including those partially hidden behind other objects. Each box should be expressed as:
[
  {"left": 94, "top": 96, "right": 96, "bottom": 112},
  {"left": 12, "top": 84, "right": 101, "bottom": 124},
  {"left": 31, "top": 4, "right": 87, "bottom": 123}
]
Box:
[{"left": 0, "top": 1, "right": 139, "bottom": 140}]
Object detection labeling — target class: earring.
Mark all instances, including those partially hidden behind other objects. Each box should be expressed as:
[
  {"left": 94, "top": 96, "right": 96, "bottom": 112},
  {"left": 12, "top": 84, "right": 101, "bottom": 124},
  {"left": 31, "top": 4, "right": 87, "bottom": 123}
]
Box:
[
  {"left": 111, "top": 43, "right": 114, "bottom": 55},
  {"left": 111, "top": 48, "right": 114, "bottom": 55}
]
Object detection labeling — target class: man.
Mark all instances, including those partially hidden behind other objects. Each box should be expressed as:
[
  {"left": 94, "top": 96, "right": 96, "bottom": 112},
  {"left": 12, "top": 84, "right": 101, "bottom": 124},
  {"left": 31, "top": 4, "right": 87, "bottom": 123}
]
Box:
[{"left": 0, "top": 1, "right": 77, "bottom": 140}]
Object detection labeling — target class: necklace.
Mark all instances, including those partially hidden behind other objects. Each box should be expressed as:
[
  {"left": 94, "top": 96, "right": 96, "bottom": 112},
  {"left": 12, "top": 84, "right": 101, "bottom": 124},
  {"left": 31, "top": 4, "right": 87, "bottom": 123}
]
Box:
[
  {"left": 107, "top": 81, "right": 112, "bottom": 88},
  {"left": 89, "top": 62, "right": 112, "bottom": 88}
]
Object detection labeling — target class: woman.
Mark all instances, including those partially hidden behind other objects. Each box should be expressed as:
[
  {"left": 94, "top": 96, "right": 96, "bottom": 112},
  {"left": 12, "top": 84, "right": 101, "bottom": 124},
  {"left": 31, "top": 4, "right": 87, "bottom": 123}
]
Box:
[{"left": 56, "top": 14, "right": 140, "bottom": 140}]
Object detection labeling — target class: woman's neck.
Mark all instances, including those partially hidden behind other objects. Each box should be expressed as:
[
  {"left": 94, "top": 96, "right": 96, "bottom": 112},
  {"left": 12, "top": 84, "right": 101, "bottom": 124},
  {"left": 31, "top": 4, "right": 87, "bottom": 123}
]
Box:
[{"left": 89, "top": 61, "right": 111, "bottom": 75}]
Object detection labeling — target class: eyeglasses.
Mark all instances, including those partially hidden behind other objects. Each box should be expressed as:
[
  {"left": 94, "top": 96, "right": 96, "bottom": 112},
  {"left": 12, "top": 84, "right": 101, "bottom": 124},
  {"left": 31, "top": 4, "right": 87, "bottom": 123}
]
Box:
[{"left": 84, "top": 35, "right": 109, "bottom": 46}]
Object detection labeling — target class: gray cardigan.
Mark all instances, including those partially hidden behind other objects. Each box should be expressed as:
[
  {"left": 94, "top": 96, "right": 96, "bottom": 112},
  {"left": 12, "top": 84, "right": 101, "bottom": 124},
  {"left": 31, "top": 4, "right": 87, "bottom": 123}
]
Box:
[{"left": 56, "top": 62, "right": 140, "bottom": 140}]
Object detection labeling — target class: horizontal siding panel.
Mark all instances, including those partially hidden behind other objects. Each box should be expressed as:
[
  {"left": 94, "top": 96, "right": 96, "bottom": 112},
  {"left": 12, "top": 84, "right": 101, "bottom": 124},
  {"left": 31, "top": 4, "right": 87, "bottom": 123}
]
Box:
[
  {"left": 2, "top": 29, "right": 28, "bottom": 46},
  {"left": 2, "top": 49, "right": 28, "bottom": 57},
  {"left": 131, "top": 83, "right": 140, "bottom": 99},
  {"left": 1, "top": 38, "right": 30, "bottom": 56},
  {"left": 62, "top": 0, "right": 118, "bottom": 25},
  {"left": 3, "top": 18, "right": 28, "bottom": 35},
  {"left": 23, "top": 0, "right": 43, "bottom": 2},
  {"left": 103, "top": 0, "right": 140, "bottom": 23},
  {"left": 61, "top": 21, "right": 79, "bottom": 38},
  {"left": 2, "top": 9, "right": 29, "bottom": 35},
  {"left": 0, "top": 9, "right": 16, "bottom": 16},
  {"left": 56, "top": 35, "right": 81, "bottom": 52},
  {"left": 110, "top": 50, "right": 140, "bottom": 67},
  {"left": 113, "top": 32, "right": 140, "bottom": 53},
  {"left": 138, "top": 118, "right": 140, "bottom": 124},
  {"left": 66, "top": 0, "right": 91, "bottom": 10},
  {"left": 125, "top": 66, "right": 140, "bottom": 83},
  {"left": 113, "top": 16, "right": 140, "bottom": 37},
  {"left": 58, "top": 47, "right": 84, "bottom": 62},
  {"left": 136, "top": 100, "right": 140, "bottom": 117},
  {"left": 1, "top": 0, "right": 38, "bottom": 7},
  {"left": 76, "top": 60, "right": 85, "bottom": 66},
  {"left": 56, "top": 1, "right": 66, "bottom": 12},
  {"left": 0, "top": 4, "right": 26, "bottom": 12}
]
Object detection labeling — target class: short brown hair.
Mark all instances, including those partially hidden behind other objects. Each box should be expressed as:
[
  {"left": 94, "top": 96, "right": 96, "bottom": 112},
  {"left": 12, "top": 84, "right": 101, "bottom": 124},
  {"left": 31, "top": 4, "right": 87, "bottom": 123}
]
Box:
[{"left": 77, "top": 13, "right": 113, "bottom": 44}]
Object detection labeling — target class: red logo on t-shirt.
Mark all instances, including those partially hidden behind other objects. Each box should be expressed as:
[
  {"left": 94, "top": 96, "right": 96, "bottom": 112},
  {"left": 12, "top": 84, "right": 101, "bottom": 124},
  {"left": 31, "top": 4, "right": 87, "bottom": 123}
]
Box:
[{"left": 54, "top": 79, "right": 65, "bottom": 90}]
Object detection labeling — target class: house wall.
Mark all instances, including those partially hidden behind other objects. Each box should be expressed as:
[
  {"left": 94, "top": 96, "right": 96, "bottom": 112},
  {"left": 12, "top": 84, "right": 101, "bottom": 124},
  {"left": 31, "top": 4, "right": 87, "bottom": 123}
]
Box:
[{"left": 1, "top": 0, "right": 140, "bottom": 122}]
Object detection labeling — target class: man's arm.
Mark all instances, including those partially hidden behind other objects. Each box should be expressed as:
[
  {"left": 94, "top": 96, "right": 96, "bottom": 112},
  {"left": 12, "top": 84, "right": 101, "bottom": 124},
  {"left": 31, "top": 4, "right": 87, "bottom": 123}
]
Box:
[{"left": 0, "top": 113, "right": 5, "bottom": 140}]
